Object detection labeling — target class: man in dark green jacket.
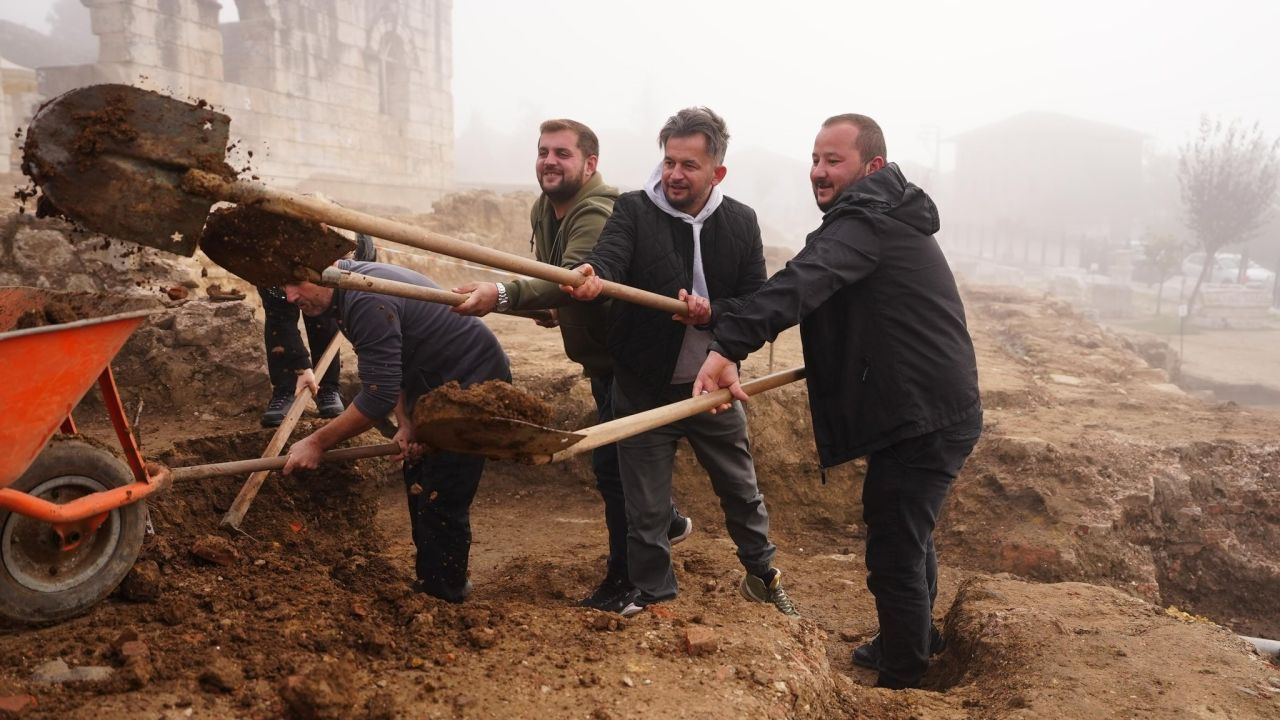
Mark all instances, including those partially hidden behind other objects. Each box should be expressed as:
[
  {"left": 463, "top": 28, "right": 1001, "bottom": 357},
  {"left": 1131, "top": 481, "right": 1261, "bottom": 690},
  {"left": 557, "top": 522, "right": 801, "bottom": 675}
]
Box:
[
  {"left": 453, "top": 119, "right": 690, "bottom": 612},
  {"left": 693, "top": 114, "right": 981, "bottom": 689}
]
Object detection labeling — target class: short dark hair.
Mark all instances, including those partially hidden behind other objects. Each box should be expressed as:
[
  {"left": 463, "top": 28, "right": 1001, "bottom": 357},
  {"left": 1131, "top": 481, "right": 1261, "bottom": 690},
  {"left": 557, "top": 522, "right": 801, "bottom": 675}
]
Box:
[
  {"left": 658, "top": 107, "right": 730, "bottom": 164},
  {"left": 539, "top": 118, "right": 600, "bottom": 157},
  {"left": 822, "top": 114, "right": 887, "bottom": 162}
]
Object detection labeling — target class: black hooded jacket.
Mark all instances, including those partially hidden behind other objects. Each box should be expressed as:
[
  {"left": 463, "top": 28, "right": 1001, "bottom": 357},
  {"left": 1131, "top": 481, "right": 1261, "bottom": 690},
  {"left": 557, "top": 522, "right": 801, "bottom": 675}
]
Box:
[{"left": 711, "top": 164, "right": 979, "bottom": 468}]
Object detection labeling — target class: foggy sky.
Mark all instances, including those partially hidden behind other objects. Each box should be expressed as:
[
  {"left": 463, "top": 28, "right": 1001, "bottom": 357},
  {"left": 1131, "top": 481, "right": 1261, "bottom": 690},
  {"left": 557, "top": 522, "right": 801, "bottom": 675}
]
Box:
[{"left": 5, "top": 1, "right": 1278, "bottom": 194}]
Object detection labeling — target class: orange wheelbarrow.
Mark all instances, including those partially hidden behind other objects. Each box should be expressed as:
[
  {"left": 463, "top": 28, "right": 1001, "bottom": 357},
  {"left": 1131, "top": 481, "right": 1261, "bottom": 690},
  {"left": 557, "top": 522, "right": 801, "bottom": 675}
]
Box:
[{"left": 0, "top": 287, "right": 171, "bottom": 624}]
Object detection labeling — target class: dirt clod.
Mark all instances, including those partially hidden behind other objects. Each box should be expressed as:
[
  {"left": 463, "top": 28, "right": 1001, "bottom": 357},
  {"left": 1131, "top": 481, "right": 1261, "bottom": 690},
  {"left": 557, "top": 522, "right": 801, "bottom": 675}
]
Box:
[
  {"left": 279, "top": 663, "right": 358, "bottom": 720},
  {"left": 198, "top": 655, "right": 244, "bottom": 693},
  {"left": 191, "top": 534, "right": 240, "bottom": 566},
  {"left": 199, "top": 205, "right": 355, "bottom": 287},
  {"left": 119, "top": 559, "right": 163, "bottom": 601}
]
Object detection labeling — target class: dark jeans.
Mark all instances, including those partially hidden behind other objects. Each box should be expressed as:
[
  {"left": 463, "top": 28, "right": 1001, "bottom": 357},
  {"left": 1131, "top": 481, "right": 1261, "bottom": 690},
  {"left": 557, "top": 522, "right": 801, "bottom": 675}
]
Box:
[
  {"left": 863, "top": 410, "right": 982, "bottom": 689},
  {"left": 260, "top": 287, "right": 341, "bottom": 393},
  {"left": 404, "top": 449, "right": 486, "bottom": 602},
  {"left": 589, "top": 375, "right": 629, "bottom": 581}
]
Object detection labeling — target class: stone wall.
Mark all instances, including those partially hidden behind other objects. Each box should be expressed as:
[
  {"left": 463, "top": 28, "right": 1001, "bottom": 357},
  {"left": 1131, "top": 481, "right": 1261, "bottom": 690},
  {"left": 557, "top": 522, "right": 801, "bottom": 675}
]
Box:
[
  {"left": 0, "top": 60, "right": 39, "bottom": 172},
  {"left": 35, "top": 0, "right": 452, "bottom": 211}
]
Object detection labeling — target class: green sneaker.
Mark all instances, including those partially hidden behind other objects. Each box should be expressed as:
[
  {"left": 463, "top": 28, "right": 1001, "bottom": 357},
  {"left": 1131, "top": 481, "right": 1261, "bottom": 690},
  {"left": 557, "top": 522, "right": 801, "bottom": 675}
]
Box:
[{"left": 740, "top": 569, "right": 799, "bottom": 617}]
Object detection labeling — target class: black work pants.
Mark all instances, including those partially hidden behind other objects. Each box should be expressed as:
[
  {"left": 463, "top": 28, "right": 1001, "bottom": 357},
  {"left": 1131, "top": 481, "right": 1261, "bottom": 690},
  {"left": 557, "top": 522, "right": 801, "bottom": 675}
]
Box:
[
  {"left": 259, "top": 287, "right": 341, "bottom": 393},
  {"left": 863, "top": 410, "right": 982, "bottom": 689},
  {"left": 404, "top": 449, "right": 486, "bottom": 602},
  {"left": 589, "top": 375, "right": 629, "bottom": 581}
]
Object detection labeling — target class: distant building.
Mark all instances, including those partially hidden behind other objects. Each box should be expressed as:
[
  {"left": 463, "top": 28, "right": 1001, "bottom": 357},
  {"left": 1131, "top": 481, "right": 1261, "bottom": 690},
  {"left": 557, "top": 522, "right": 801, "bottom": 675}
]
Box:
[
  {"left": 947, "top": 112, "right": 1145, "bottom": 270},
  {"left": 5, "top": 0, "right": 453, "bottom": 210}
]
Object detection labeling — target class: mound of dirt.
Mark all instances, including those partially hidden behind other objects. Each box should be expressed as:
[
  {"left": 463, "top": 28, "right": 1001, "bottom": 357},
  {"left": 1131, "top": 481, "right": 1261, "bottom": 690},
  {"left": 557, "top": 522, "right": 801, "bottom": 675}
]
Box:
[{"left": 930, "top": 575, "right": 1279, "bottom": 717}]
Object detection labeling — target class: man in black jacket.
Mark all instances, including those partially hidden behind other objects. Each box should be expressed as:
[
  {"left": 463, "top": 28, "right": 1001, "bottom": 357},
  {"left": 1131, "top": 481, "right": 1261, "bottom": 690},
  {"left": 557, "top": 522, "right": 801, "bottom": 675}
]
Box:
[
  {"left": 693, "top": 114, "right": 981, "bottom": 689},
  {"left": 565, "top": 107, "right": 796, "bottom": 618}
]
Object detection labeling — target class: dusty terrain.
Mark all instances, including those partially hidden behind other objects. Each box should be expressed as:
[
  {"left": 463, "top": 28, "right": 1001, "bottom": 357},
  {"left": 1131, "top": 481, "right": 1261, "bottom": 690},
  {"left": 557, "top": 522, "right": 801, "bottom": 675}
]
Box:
[{"left": 1, "top": 192, "right": 1278, "bottom": 719}]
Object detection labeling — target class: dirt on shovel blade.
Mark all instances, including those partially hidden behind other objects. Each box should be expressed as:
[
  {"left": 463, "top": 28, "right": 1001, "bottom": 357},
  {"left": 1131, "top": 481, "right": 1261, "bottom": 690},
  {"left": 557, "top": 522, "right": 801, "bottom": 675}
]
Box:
[
  {"left": 412, "top": 380, "right": 554, "bottom": 433},
  {"left": 200, "top": 205, "right": 355, "bottom": 287}
]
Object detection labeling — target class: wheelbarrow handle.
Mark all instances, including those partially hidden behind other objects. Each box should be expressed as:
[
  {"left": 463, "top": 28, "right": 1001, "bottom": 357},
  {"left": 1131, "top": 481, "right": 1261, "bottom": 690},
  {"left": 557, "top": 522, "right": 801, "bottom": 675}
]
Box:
[
  {"left": 183, "top": 169, "right": 690, "bottom": 317},
  {"left": 315, "top": 267, "right": 556, "bottom": 323},
  {"left": 169, "top": 442, "right": 402, "bottom": 482}
]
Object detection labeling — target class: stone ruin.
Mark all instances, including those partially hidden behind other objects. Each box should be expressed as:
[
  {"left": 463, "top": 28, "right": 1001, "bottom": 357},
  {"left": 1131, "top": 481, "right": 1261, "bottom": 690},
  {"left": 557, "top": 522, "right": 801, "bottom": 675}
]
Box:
[{"left": 3, "top": 0, "right": 453, "bottom": 211}]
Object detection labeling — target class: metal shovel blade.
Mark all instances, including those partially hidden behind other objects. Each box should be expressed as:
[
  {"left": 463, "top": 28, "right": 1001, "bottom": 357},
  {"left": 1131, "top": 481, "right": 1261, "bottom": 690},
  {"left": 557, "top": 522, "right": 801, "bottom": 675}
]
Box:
[
  {"left": 22, "top": 84, "right": 232, "bottom": 256},
  {"left": 418, "top": 416, "right": 584, "bottom": 462}
]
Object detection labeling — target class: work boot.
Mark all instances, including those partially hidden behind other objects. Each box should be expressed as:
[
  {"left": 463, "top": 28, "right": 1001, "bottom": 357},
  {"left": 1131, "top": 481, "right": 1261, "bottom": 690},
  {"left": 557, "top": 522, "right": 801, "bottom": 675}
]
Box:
[
  {"left": 740, "top": 568, "right": 799, "bottom": 617},
  {"left": 851, "top": 626, "right": 947, "bottom": 672},
  {"left": 260, "top": 389, "right": 294, "bottom": 428},
  {"left": 316, "top": 387, "right": 344, "bottom": 418},
  {"left": 668, "top": 510, "right": 693, "bottom": 546}
]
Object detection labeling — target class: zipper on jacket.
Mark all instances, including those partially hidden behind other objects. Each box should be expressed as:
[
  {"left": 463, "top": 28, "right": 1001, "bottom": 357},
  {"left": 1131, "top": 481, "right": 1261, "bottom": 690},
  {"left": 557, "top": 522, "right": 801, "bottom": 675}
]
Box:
[{"left": 861, "top": 357, "right": 871, "bottom": 382}]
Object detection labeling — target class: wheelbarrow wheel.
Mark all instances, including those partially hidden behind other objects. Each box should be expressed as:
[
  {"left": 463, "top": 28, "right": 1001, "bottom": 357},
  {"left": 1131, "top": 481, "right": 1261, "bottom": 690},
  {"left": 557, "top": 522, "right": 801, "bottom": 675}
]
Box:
[{"left": 0, "top": 440, "right": 147, "bottom": 624}]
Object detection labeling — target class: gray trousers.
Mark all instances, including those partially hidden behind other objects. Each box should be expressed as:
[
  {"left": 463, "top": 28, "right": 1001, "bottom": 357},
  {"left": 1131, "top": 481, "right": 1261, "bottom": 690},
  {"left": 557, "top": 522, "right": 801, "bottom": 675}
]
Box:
[{"left": 614, "top": 381, "right": 776, "bottom": 603}]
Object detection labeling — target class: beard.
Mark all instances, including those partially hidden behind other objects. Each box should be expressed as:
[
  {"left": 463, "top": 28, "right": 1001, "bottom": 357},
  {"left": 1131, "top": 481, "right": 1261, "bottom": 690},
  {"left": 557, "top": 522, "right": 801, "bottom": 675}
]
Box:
[
  {"left": 663, "top": 183, "right": 703, "bottom": 212},
  {"left": 541, "top": 167, "right": 585, "bottom": 202}
]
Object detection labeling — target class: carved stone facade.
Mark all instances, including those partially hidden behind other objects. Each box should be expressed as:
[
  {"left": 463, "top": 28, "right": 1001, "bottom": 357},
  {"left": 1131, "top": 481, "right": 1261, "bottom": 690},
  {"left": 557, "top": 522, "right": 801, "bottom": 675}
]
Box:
[{"left": 33, "top": 0, "right": 452, "bottom": 210}]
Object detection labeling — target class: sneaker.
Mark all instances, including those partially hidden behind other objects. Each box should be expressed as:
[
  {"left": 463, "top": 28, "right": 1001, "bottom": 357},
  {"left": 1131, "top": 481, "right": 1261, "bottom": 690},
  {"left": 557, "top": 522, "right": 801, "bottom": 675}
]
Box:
[
  {"left": 260, "top": 389, "right": 294, "bottom": 428},
  {"left": 668, "top": 512, "right": 693, "bottom": 546},
  {"left": 579, "top": 575, "right": 634, "bottom": 611},
  {"left": 851, "top": 626, "right": 947, "bottom": 672},
  {"left": 617, "top": 591, "right": 650, "bottom": 618},
  {"left": 740, "top": 568, "right": 800, "bottom": 617},
  {"left": 316, "top": 387, "right": 344, "bottom": 418}
]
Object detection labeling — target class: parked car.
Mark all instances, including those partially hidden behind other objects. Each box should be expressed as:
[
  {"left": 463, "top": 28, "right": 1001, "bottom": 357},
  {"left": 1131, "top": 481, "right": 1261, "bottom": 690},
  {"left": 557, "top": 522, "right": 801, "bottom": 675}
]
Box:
[{"left": 1181, "top": 252, "right": 1277, "bottom": 286}]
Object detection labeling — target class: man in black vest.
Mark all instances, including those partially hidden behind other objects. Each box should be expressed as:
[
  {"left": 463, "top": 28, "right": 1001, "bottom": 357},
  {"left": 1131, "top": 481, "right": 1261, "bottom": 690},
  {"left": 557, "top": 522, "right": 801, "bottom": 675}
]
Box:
[
  {"left": 693, "top": 114, "right": 982, "bottom": 689},
  {"left": 565, "top": 107, "right": 796, "bottom": 618}
]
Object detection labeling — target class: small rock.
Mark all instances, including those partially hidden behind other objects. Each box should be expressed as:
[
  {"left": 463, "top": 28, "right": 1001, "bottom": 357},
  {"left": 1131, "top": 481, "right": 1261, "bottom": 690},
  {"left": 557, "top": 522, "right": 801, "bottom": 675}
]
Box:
[
  {"left": 838, "top": 629, "right": 860, "bottom": 643},
  {"left": 198, "top": 655, "right": 244, "bottom": 693},
  {"left": 29, "top": 659, "right": 70, "bottom": 684},
  {"left": 713, "top": 665, "right": 735, "bottom": 681},
  {"left": 590, "top": 708, "right": 614, "bottom": 720},
  {"left": 465, "top": 626, "right": 497, "bottom": 649},
  {"left": 120, "top": 560, "right": 164, "bottom": 601},
  {"left": 0, "top": 694, "right": 37, "bottom": 715},
  {"left": 118, "top": 640, "right": 150, "bottom": 661},
  {"left": 751, "top": 669, "right": 771, "bottom": 686},
  {"left": 110, "top": 628, "right": 140, "bottom": 651},
  {"left": 1049, "top": 373, "right": 1083, "bottom": 386},
  {"left": 191, "top": 535, "right": 240, "bottom": 566},
  {"left": 590, "top": 614, "right": 623, "bottom": 632},
  {"left": 621, "top": 675, "right": 635, "bottom": 688},
  {"left": 684, "top": 627, "right": 718, "bottom": 656},
  {"left": 166, "top": 286, "right": 189, "bottom": 301}
]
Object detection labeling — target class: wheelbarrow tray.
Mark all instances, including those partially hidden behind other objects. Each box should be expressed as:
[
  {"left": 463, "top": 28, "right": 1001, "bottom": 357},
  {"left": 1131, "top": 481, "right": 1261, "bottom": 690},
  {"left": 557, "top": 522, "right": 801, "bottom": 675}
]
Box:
[{"left": 0, "top": 287, "right": 156, "bottom": 485}]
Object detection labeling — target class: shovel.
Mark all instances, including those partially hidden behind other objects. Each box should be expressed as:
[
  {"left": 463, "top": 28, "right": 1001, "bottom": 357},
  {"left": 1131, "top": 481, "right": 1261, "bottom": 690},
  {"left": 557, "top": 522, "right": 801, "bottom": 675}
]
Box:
[
  {"left": 24, "top": 84, "right": 688, "bottom": 317},
  {"left": 415, "top": 366, "right": 805, "bottom": 464}
]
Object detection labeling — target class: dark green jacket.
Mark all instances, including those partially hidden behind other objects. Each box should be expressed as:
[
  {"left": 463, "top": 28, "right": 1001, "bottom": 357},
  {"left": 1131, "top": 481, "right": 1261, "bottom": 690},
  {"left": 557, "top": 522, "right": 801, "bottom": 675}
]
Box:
[{"left": 506, "top": 172, "right": 619, "bottom": 377}]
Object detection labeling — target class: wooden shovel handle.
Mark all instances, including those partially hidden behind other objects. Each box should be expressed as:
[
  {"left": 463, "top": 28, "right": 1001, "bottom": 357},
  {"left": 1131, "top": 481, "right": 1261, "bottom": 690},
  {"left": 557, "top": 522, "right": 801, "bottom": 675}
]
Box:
[
  {"left": 186, "top": 169, "right": 689, "bottom": 316},
  {"left": 179, "top": 442, "right": 402, "bottom": 483},
  {"left": 554, "top": 366, "right": 806, "bottom": 461},
  {"left": 316, "top": 267, "right": 554, "bottom": 323},
  {"left": 219, "top": 335, "right": 343, "bottom": 529}
]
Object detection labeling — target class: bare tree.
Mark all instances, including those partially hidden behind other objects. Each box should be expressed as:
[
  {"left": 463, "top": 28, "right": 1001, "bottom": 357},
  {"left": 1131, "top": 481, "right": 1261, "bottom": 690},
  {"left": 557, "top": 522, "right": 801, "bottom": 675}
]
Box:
[
  {"left": 1177, "top": 117, "right": 1280, "bottom": 312},
  {"left": 1141, "top": 231, "right": 1186, "bottom": 316}
]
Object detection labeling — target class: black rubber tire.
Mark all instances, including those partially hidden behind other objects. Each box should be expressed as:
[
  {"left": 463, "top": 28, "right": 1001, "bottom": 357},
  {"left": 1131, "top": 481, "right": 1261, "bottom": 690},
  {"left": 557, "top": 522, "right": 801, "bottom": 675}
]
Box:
[{"left": 0, "top": 440, "right": 147, "bottom": 624}]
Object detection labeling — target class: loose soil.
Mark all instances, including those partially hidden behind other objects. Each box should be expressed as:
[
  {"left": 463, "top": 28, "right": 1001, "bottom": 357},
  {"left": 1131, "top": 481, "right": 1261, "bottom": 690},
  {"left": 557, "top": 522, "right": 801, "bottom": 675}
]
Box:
[
  {"left": 200, "top": 205, "right": 355, "bottom": 288},
  {"left": 412, "top": 379, "right": 554, "bottom": 429},
  {"left": 1, "top": 190, "right": 1277, "bottom": 719}
]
